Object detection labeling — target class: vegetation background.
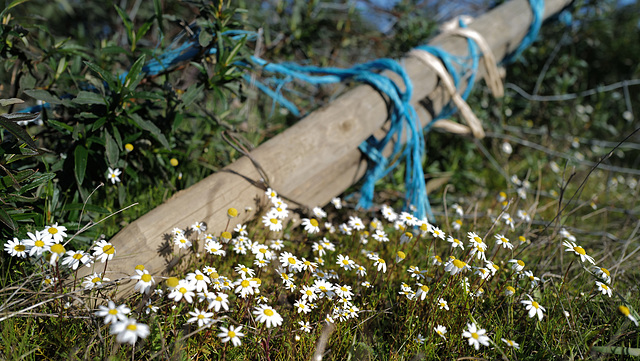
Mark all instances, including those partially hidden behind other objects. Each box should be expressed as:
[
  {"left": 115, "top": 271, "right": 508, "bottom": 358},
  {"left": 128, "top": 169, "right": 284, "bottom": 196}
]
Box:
[{"left": 0, "top": 0, "right": 639, "bottom": 359}]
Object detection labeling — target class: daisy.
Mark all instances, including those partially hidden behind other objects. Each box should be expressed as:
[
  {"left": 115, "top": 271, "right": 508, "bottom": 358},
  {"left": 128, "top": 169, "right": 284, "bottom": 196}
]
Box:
[
  {"left": 312, "top": 207, "right": 327, "bottom": 219},
  {"left": 300, "top": 285, "right": 318, "bottom": 302},
  {"left": 23, "top": 231, "right": 52, "bottom": 257},
  {"left": 494, "top": 234, "right": 514, "bottom": 250},
  {"left": 356, "top": 265, "right": 367, "bottom": 277},
  {"left": 438, "top": 298, "right": 449, "bottom": 311},
  {"left": 408, "top": 266, "right": 426, "bottom": 280},
  {"left": 416, "top": 283, "right": 429, "bottom": 301},
  {"left": 107, "top": 167, "right": 122, "bottom": 184},
  {"left": 168, "top": 280, "right": 196, "bottom": 303},
  {"left": 372, "top": 256, "right": 387, "bottom": 273},
  {"left": 452, "top": 219, "right": 462, "bottom": 231},
  {"left": 339, "top": 223, "right": 352, "bottom": 235},
  {"left": 299, "top": 258, "right": 318, "bottom": 272},
  {"left": 619, "top": 305, "right": 639, "bottom": 326},
  {"left": 186, "top": 270, "right": 211, "bottom": 292},
  {"left": 202, "top": 266, "right": 217, "bottom": 276},
  {"left": 399, "top": 212, "right": 418, "bottom": 226},
  {"left": 517, "top": 209, "right": 531, "bottom": 222},
  {"left": 447, "top": 236, "right": 464, "bottom": 250},
  {"left": 331, "top": 197, "right": 343, "bottom": 209},
  {"left": 293, "top": 299, "right": 311, "bottom": 314},
  {"left": 381, "top": 204, "right": 398, "bottom": 222},
  {"left": 4, "top": 238, "right": 27, "bottom": 258},
  {"left": 462, "top": 323, "right": 490, "bottom": 350},
  {"left": 205, "top": 240, "right": 226, "bottom": 256},
  {"left": 279, "top": 251, "right": 301, "bottom": 272},
  {"left": 505, "top": 286, "right": 516, "bottom": 297},
  {"left": 83, "top": 272, "right": 110, "bottom": 290},
  {"left": 218, "top": 325, "right": 244, "bottom": 347},
  {"left": 92, "top": 240, "right": 116, "bottom": 263},
  {"left": 508, "top": 259, "right": 526, "bottom": 272},
  {"left": 262, "top": 215, "right": 283, "bottom": 232},
  {"left": 334, "top": 284, "right": 354, "bottom": 300},
  {"left": 563, "top": 240, "right": 596, "bottom": 264},
  {"left": 265, "top": 188, "right": 278, "bottom": 199},
  {"left": 110, "top": 318, "right": 149, "bottom": 345},
  {"left": 270, "top": 205, "right": 289, "bottom": 219},
  {"left": 302, "top": 218, "right": 320, "bottom": 234},
  {"left": 208, "top": 292, "right": 230, "bottom": 312},
  {"left": 521, "top": 294, "right": 545, "bottom": 321},
  {"left": 312, "top": 242, "right": 327, "bottom": 257},
  {"left": 187, "top": 308, "right": 214, "bottom": 327},
  {"left": 523, "top": 270, "right": 540, "bottom": 288},
  {"left": 299, "top": 321, "right": 312, "bottom": 333},
  {"left": 336, "top": 254, "right": 356, "bottom": 271},
  {"left": 227, "top": 207, "right": 238, "bottom": 218},
  {"left": 434, "top": 325, "right": 447, "bottom": 340},
  {"left": 130, "top": 269, "right": 155, "bottom": 294},
  {"left": 430, "top": 226, "right": 446, "bottom": 240},
  {"left": 369, "top": 230, "right": 388, "bottom": 244},
  {"left": 502, "top": 338, "right": 520, "bottom": 349},
  {"left": 190, "top": 221, "right": 206, "bottom": 234},
  {"left": 233, "top": 223, "right": 248, "bottom": 236},
  {"left": 592, "top": 266, "right": 611, "bottom": 284},
  {"left": 253, "top": 305, "right": 283, "bottom": 328},
  {"left": 95, "top": 300, "right": 131, "bottom": 324},
  {"left": 502, "top": 214, "right": 515, "bottom": 230},
  {"left": 42, "top": 223, "right": 67, "bottom": 243},
  {"left": 234, "top": 278, "right": 258, "bottom": 298},
  {"left": 173, "top": 235, "right": 192, "bottom": 249},
  {"left": 444, "top": 258, "right": 470, "bottom": 275},
  {"left": 348, "top": 216, "right": 365, "bottom": 231},
  {"left": 61, "top": 250, "right": 91, "bottom": 270},
  {"left": 595, "top": 281, "right": 612, "bottom": 297},
  {"left": 270, "top": 239, "right": 284, "bottom": 250},
  {"left": 251, "top": 243, "right": 272, "bottom": 260}
]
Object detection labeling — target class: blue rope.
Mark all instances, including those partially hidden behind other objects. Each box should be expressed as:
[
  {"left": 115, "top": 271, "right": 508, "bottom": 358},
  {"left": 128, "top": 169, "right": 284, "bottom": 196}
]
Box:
[{"left": 503, "top": 0, "right": 545, "bottom": 64}]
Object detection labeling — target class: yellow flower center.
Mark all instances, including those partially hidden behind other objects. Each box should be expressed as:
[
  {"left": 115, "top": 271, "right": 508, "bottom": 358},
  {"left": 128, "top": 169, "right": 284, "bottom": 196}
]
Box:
[
  {"left": 211, "top": 272, "right": 219, "bottom": 279},
  {"left": 472, "top": 332, "right": 479, "bottom": 339},
  {"left": 228, "top": 331, "right": 236, "bottom": 338},
  {"left": 48, "top": 228, "right": 58, "bottom": 235},
  {"left": 517, "top": 260, "right": 525, "bottom": 267},
  {"left": 397, "top": 251, "right": 406, "bottom": 259},
  {"left": 306, "top": 290, "right": 313, "bottom": 296},
  {"left": 574, "top": 246, "right": 586, "bottom": 255},
  {"left": 125, "top": 143, "right": 134, "bottom": 151},
  {"left": 270, "top": 218, "right": 278, "bottom": 225},
  {"left": 221, "top": 232, "right": 231, "bottom": 240},
  {"left": 259, "top": 248, "right": 267, "bottom": 254},
  {"left": 453, "top": 259, "right": 466, "bottom": 269},
  {"left": 103, "top": 244, "right": 115, "bottom": 255},
  {"left": 340, "top": 286, "right": 347, "bottom": 292},
  {"left": 378, "top": 259, "right": 385, "bottom": 264},
  {"left": 420, "top": 223, "right": 428, "bottom": 231},
  {"left": 227, "top": 208, "right": 238, "bottom": 217},
  {"left": 35, "top": 240, "right": 45, "bottom": 247},
  {"left": 170, "top": 158, "right": 179, "bottom": 167},
  {"left": 73, "top": 253, "right": 83, "bottom": 260},
  {"left": 532, "top": 301, "right": 539, "bottom": 309},
  {"left": 216, "top": 296, "right": 222, "bottom": 301},
  {"left": 126, "top": 324, "right": 138, "bottom": 331},
  {"left": 196, "top": 274, "right": 204, "bottom": 281},
  {"left": 421, "top": 285, "right": 429, "bottom": 292},
  {"left": 601, "top": 268, "right": 611, "bottom": 277},
  {"left": 473, "top": 236, "right": 482, "bottom": 243},
  {"left": 166, "top": 277, "right": 179, "bottom": 288},
  {"left": 92, "top": 277, "right": 101, "bottom": 283},
  {"left": 342, "top": 260, "right": 349, "bottom": 265},
  {"left": 108, "top": 309, "right": 118, "bottom": 315},
  {"left": 135, "top": 264, "right": 145, "bottom": 271},
  {"left": 141, "top": 274, "right": 152, "bottom": 282},
  {"left": 310, "top": 219, "right": 318, "bottom": 227},
  {"left": 264, "top": 309, "right": 274, "bottom": 316},
  {"left": 51, "top": 244, "right": 65, "bottom": 254},
  {"left": 619, "top": 305, "right": 630, "bottom": 316},
  {"left": 15, "top": 245, "right": 25, "bottom": 252},
  {"left": 241, "top": 280, "right": 250, "bottom": 288},
  {"left": 179, "top": 287, "right": 187, "bottom": 294},
  {"left": 288, "top": 257, "right": 296, "bottom": 264},
  {"left": 601, "top": 284, "right": 609, "bottom": 290}
]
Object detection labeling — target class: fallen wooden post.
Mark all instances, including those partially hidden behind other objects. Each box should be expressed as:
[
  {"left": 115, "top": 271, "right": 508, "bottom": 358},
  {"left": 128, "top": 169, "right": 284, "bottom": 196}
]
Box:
[{"left": 83, "top": 0, "right": 572, "bottom": 294}]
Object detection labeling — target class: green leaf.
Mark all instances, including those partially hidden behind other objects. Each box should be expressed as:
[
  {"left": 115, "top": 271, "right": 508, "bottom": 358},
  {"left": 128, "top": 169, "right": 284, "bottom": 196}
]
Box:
[
  {"left": 181, "top": 84, "right": 204, "bottom": 108},
  {"left": 114, "top": 5, "right": 134, "bottom": 49},
  {"left": 0, "top": 114, "right": 38, "bottom": 150},
  {"left": 0, "top": 98, "right": 24, "bottom": 106},
  {"left": 592, "top": 346, "right": 640, "bottom": 356},
  {"left": 0, "top": 206, "right": 17, "bottom": 230},
  {"left": 74, "top": 145, "right": 88, "bottom": 185},
  {"left": 123, "top": 54, "right": 146, "bottom": 91},
  {"left": 129, "top": 113, "right": 170, "bottom": 149},
  {"left": 0, "top": 0, "right": 31, "bottom": 19},
  {"left": 23, "top": 89, "right": 62, "bottom": 104},
  {"left": 73, "top": 91, "right": 106, "bottom": 105},
  {"left": 154, "top": 0, "right": 163, "bottom": 35},
  {"left": 20, "top": 172, "right": 55, "bottom": 193},
  {"left": 47, "top": 119, "right": 73, "bottom": 133},
  {"left": 84, "top": 61, "right": 118, "bottom": 89},
  {"left": 0, "top": 169, "right": 35, "bottom": 191},
  {"left": 104, "top": 130, "right": 119, "bottom": 168}
]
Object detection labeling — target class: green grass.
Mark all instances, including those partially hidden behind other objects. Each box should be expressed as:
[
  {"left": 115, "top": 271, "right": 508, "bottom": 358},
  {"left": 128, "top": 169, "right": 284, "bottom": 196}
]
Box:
[{"left": 1, "top": 146, "right": 639, "bottom": 360}]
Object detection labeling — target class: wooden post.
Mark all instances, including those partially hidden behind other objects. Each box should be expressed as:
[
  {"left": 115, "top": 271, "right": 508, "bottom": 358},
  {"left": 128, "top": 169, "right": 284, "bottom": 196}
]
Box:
[{"left": 85, "top": 0, "right": 572, "bottom": 294}]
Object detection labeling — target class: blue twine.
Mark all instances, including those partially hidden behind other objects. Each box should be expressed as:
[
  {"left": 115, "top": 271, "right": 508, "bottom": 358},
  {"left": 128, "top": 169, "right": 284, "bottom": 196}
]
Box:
[{"left": 503, "top": 0, "right": 545, "bottom": 64}]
